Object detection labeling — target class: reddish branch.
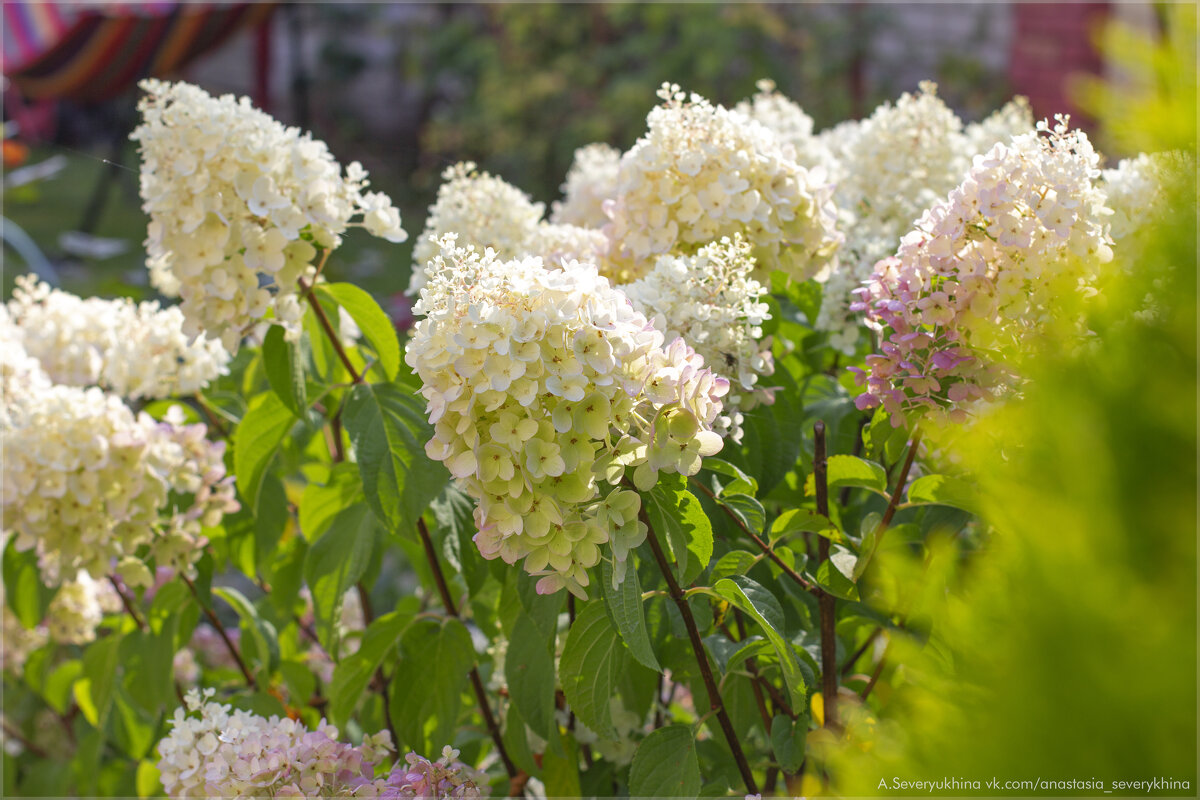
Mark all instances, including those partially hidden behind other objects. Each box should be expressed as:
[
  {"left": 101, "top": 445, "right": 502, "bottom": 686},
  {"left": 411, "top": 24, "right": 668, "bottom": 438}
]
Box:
[
  {"left": 813, "top": 421, "right": 840, "bottom": 732},
  {"left": 688, "top": 477, "right": 817, "bottom": 594},
  {"left": 181, "top": 574, "right": 257, "bottom": 690},
  {"left": 416, "top": 518, "right": 517, "bottom": 778},
  {"left": 639, "top": 505, "right": 759, "bottom": 795},
  {"left": 299, "top": 276, "right": 362, "bottom": 385}
]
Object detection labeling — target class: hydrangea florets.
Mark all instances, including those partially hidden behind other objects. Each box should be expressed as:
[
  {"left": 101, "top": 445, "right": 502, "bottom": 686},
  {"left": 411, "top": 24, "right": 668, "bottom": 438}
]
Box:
[
  {"left": 816, "top": 82, "right": 974, "bottom": 353},
  {"left": 1101, "top": 151, "right": 1178, "bottom": 243},
  {"left": 606, "top": 83, "right": 841, "bottom": 283},
  {"left": 405, "top": 235, "right": 729, "bottom": 597},
  {"left": 964, "top": 95, "right": 1035, "bottom": 157},
  {"left": 45, "top": 571, "right": 122, "bottom": 645},
  {"left": 379, "top": 747, "right": 487, "bottom": 799},
  {"left": 409, "top": 162, "right": 546, "bottom": 295},
  {"left": 550, "top": 143, "right": 622, "bottom": 228},
  {"left": 732, "top": 79, "right": 827, "bottom": 170},
  {"left": 132, "top": 79, "right": 406, "bottom": 351},
  {"left": 1, "top": 364, "right": 238, "bottom": 585},
  {"left": 7, "top": 275, "right": 229, "bottom": 399},
  {"left": 850, "top": 116, "right": 1114, "bottom": 427},
  {"left": 622, "top": 234, "right": 774, "bottom": 441},
  {"left": 156, "top": 688, "right": 399, "bottom": 798}
]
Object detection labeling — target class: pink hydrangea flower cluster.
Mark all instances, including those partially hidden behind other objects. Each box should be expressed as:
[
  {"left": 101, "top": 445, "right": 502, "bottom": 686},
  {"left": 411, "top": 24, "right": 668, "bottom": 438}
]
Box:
[
  {"left": 850, "top": 116, "right": 1114, "bottom": 427},
  {"left": 157, "top": 690, "right": 484, "bottom": 799},
  {"left": 377, "top": 747, "right": 487, "bottom": 799}
]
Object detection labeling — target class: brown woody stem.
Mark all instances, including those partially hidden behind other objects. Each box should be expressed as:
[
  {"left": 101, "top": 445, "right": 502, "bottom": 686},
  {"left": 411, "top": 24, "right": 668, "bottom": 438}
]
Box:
[
  {"left": 814, "top": 421, "right": 840, "bottom": 732},
  {"left": 416, "top": 518, "right": 517, "bottom": 778},
  {"left": 640, "top": 504, "right": 759, "bottom": 795}
]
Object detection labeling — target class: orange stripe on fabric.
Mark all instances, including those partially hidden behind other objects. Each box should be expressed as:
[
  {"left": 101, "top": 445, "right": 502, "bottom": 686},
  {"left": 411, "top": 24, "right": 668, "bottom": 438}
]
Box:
[
  {"left": 14, "top": 16, "right": 133, "bottom": 99},
  {"left": 149, "top": 9, "right": 204, "bottom": 75}
]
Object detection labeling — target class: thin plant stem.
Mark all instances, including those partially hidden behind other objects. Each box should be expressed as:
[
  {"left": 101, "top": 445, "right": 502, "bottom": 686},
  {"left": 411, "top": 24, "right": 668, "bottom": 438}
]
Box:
[
  {"left": 860, "top": 640, "right": 890, "bottom": 700},
  {"left": 857, "top": 433, "right": 922, "bottom": 576},
  {"left": 2, "top": 718, "right": 48, "bottom": 759},
  {"left": 180, "top": 574, "right": 257, "bottom": 690},
  {"left": 299, "top": 276, "right": 362, "bottom": 385},
  {"left": 639, "top": 504, "right": 759, "bottom": 795},
  {"left": 108, "top": 576, "right": 146, "bottom": 632},
  {"left": 735, "top": 611, "right": 776, "bottom": 731},
  {"left": 841, "top": 626, "right": 882, "bottom": 677},
  {"left": 416, "top": 518, "right": 517, "bottom": 778},
  {"left": 355, "top": 581, "right": 398, "bottom": 749},
  {"left": 193, "top": 394, "right": 231, "bottom": 439},
  {"left": 814, "top": 420, "right": 840, "bottom": 732},
  {"left": 688, "top": 476, "right": 817, "bottom": 595}
]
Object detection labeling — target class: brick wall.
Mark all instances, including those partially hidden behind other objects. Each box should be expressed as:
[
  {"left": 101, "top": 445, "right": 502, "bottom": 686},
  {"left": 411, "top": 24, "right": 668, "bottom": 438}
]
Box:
[{"left": 1009, "top": 2, "right": 1111, "bottom": 123}]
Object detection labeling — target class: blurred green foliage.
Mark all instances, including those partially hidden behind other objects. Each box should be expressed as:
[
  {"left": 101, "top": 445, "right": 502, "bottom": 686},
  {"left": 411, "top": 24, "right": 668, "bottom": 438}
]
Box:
[{"left": 830, "top": 11, "right": 1198, "bottom": 794}]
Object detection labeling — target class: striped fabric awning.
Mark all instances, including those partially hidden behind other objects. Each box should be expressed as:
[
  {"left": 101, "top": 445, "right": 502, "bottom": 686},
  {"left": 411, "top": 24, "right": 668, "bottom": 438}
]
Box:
[{"left": 3, "top": 2, "right": 276, "bottom": 103}]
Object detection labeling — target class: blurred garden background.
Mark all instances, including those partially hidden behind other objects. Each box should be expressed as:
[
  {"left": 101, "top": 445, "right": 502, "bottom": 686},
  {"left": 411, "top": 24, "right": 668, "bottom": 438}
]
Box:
[{"left": 2, "top": 2, "right": 1159, "bottom": 306}]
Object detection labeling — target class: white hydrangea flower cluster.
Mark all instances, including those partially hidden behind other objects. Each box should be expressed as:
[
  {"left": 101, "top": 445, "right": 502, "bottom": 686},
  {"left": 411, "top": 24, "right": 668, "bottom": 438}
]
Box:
[
  {"left": 964, "top": 95, "right": 1035, "bottom": 157},
  {"left": 406, "top": 236, "right": 729, "bottom": 596},
  {"left": 606, "top": 83, "right": 841, "bottom": 284},
  {"left": 409, "top": 162, "right": 545, "bottom": 295},
  {"left": 531, "top": 221, "right": 611, "bottom": 269},
  {"left": 1, "top": 377, "right": 238, "bottom": 585},
  {"left": 851, "top": 117, "right": 1114, "bottom": 427},
  {"left": 1101, "top": 152, "right": 1173, "bottom": 242},
  {"left": 45, "top": 571, "right": 122, "bottom": 645},
  {"left": 816, "top": 82, "right": 974, "bottom": 353},
  {"left": 132, "top": 79, "right": 406, "bottom": 351},
  {"left": 622, "top": 235, "right": 774, "bottom": 441},
  {"left": 550, "top": 143, "right": 621, "bottom": 228},
  {"left": 732, "top": 79, "right": 828, "bottom": 170},
  {"left": 7, "top": 275, "right": 229, "bottom": 399},
  {"left": 156, "top": 688, "right": 396, "bottom": 798}
]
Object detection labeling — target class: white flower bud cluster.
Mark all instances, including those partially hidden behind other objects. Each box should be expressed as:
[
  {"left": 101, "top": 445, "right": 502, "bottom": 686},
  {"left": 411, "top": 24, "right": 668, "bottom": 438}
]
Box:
[
  {"left": 45, "top": 571, "right": 122, "bottom": 645},
  {"left": 852, "top": 117, "right": 1114, "bottom": 426},
  {"left": 622, "top": 235, "right": 774, "bottom": 441},
  {"left": 733, "top": 79, "right": 828, "bottom": 170},
  {"left": 531, "top": 221, "right": 611, "bottom": 268},
  {"left": 2, "top": 373, "right": 238, "bottom": 585},
  {"left": 606, "top": 83, "right": 841, "bottom": 284},
  {"left": 1101, "top": 152, "right": 1174, "bottom": 242},
  {"left": 816, "top": 82, "right": 973, "bottom": 353},
  {"left": 7, "top": 275, "right": 229, "bottom": 400},
  {"left": 132, "top": 79, "right": 406, "bottom": 351},
  {"left": 409, "top": 162, "right": 546, "bottom": 295},
  {"left": 964, "top": 95, "right": 1035, "bottom": 157},
  {"left": 156, "top": 688, "right": 395, "bottom": 798},
  {"left": 550, "top": 143, "right": 621, "bottom": 228},
  {"left": 406, "top": 235, "right": 729, "bottom": 596}
]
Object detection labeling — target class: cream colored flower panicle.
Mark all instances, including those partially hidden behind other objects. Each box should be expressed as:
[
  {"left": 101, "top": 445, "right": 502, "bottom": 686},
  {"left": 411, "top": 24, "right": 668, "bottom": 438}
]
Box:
[
  {"left": 1, "top": 379, "right": 238, "bottom": 586},
  {"left": 156, "top": 688, "right": 395, "bottom": 798},
  {"left": 733, "top": 79, "right": 828, "bottom": 170},
  {"left": 816, "top": 82, "right": 973, "bottom": 353},
  {"left": 132, "top": 79, "right": 406, "bottom": 351},
  {"left": 1101, "top": 152, "right": 1182, "bottom": 242},
  {"left": 7, "top": 275, "right": 229, "bottom": 399},
  {"left": 409, "top": 162, "right": 545, "bottom": 295},
  {"left": 606, "top": 83, "right": 841, "bottom": 283},
  {"left": 964, "top": 95, "right": 1035, "bottom": 156},
  {"left": 406, "top": 235, "right": 729, "bottom": 597},
  {"left": 622, "top": 235, "right": 774, "bottom": 441},
  {"left": 46, "top": 571, "right": 122, "bottom": 645},
  {"left": 852, "top": 116, "right": 1114, "bottom": 427},
  {"left": 550, "top": 143, "right": 621, "bottom": 228}
]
